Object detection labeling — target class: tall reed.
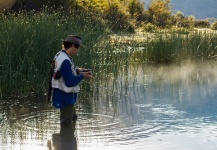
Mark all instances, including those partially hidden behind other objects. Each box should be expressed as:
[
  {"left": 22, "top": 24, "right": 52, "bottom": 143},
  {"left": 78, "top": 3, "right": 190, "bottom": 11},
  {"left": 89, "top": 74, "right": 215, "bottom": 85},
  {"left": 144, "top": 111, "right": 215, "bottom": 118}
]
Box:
[
  {"left": 130, "top": 30, "right": 217, "bottom": 63},
  {"left": 0, "top": 9, "right": 108, "bottom": 97}
]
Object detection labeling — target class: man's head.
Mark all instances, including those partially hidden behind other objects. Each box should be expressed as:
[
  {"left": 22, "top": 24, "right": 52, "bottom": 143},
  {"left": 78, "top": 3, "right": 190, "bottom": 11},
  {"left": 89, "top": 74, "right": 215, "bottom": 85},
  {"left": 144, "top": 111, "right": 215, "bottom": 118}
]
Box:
[{"left": 63, "top": 35, "right": 82, "bottom": 55}]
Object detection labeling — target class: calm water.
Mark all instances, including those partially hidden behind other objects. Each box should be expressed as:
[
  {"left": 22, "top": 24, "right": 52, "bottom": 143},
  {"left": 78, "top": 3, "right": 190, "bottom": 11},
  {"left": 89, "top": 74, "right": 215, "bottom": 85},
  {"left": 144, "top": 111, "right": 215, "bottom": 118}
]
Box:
[{"left": 1, "top": 62, "right": 217, "bottom": 150}]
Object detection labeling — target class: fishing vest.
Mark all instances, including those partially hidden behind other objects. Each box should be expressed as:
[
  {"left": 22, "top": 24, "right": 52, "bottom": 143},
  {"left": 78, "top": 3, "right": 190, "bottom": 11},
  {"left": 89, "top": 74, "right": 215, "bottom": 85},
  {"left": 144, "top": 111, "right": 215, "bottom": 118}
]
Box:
[{"left": 51, "top": 51, "right": 80, "bottom": 93}]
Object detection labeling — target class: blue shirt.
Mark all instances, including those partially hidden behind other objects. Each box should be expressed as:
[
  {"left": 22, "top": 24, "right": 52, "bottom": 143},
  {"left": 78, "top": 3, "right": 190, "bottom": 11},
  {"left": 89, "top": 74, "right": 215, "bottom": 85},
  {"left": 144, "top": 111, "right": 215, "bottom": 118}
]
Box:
[{"left": 52, "top": 50, "right": 84, "bottom": 109}]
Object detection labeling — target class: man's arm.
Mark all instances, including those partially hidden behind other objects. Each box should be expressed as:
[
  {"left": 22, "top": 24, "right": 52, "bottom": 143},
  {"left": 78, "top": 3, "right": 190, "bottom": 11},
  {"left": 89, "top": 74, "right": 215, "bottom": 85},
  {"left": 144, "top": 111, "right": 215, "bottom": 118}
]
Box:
[{"left": 60, "top": 60, "right": 84, "bottom": 87}]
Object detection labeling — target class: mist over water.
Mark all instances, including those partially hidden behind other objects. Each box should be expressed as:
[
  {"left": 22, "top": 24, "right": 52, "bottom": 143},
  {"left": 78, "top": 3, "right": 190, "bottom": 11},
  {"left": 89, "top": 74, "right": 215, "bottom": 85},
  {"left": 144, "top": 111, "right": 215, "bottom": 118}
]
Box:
[{"left": 1, "top": 61, "right": 217, "bottom": 150}]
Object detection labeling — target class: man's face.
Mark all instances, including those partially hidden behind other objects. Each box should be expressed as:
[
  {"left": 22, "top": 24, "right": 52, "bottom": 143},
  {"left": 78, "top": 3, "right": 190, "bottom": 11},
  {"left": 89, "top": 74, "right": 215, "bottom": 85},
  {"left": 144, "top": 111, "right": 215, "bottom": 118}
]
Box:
[{"left": 70, "top": 44, "right": 81, "bottom": 55}]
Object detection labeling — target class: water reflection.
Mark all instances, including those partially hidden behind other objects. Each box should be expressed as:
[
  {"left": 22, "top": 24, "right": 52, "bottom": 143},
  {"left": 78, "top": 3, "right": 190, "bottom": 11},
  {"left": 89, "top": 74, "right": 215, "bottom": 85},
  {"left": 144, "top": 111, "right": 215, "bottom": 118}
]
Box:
[
  {"left": 49, "top": 121, "right": 77, "bottom": 150},
  {"left": 1, "top": 62, "right": 217, "bottom": 149},
  {"left": 77, "top": 61, "right": 217, "bottom": 149}
]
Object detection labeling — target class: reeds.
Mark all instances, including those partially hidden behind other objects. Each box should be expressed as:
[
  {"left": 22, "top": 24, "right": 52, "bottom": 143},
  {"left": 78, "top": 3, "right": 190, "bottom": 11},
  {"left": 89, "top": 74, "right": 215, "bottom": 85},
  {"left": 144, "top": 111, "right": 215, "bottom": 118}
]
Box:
[
  {"left": 0, "top": 9, "right": 107, "bottom": 97},
  {"left": 130, "top": 30, "right": 217, "bottom": 63}
]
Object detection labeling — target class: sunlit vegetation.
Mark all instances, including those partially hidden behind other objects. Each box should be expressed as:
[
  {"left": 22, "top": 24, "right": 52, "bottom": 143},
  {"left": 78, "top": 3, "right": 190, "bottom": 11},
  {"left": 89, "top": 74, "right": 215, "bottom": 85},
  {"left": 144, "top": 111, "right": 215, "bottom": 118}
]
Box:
[
  {"left": 0, "top": 9, "right": 108, "bottom": 97},
  {"left": 9, "top": 0, "right": 217, "bottom": 30},
  {"left": 148, "top": 0, "right": 172, "bottom": 27},
  {"left": 0, "top": 0, "right": 217, "bottom": 97},
  {"left": 211, "top": 21, "right": 217, "bottom": 30},
  {"left": 130, "top": 31, "right": 217, "bottom": 63}
]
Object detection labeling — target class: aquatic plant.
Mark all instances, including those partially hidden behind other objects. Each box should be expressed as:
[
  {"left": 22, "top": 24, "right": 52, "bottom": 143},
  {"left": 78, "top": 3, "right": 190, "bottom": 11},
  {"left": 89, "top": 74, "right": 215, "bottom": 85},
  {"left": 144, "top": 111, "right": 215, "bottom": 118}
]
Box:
[
  {"left": 0, "top": 9, "right": 107, "bottom": 97},
  {"left": 130, "top": 30, "right": 217, "bottom": 63}
]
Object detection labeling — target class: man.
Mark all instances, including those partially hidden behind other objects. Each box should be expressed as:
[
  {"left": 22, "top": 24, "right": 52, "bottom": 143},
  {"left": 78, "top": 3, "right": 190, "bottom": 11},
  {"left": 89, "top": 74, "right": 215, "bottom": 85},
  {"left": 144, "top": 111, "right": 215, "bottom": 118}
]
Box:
[{"left": 50, "top": 35, "right": 92, "bottom": 126}]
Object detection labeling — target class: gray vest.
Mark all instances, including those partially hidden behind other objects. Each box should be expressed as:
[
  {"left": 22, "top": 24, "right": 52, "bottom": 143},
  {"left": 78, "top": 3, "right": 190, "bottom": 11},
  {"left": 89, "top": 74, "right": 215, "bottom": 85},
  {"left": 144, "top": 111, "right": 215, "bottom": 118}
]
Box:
[{"left": 51, "top": 51, "right": 80, "bottom": 93}]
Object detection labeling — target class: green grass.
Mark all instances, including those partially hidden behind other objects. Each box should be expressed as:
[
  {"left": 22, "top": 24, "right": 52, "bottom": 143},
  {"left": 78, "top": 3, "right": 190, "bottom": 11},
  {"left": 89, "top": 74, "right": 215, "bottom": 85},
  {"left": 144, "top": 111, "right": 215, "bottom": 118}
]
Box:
[
  {"left": 0, "top": 10, "right": 108, "bottom": 97},
  {"left": 130, "top": 30, "right": 217, "bottom": 63}
]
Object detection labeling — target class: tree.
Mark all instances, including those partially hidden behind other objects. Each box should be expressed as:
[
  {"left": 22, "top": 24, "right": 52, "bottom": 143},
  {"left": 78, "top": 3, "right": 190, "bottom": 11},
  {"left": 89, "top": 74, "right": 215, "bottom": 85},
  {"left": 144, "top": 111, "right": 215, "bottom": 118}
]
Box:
[
  {"left": 12, "top": 0, "right": 69, "bottom": 11},
  {"left": 103, "top": 1, "right": 134, "bottom": 32},
  {"left": 148, "top": 0, "right": 172, "bottom": 27},
  {"left": 128, "top": 0, "right": 149, "bottom": 25},
  {"left": 128, "top": 0, "right": 144, "bottom": 18},
  {"left": 0, "top": 0, "right": 16, "bottom": 12}
]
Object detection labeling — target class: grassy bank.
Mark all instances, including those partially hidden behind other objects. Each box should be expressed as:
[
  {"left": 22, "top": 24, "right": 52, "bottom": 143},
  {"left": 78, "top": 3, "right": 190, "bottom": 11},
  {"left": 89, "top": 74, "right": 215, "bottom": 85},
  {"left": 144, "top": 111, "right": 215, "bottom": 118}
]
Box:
[
  {"left": 137, "top": 30, "right": 217, "bottom": 63},
  {"left": 111, "top": 29, "right": 217, "bottom": 63}
]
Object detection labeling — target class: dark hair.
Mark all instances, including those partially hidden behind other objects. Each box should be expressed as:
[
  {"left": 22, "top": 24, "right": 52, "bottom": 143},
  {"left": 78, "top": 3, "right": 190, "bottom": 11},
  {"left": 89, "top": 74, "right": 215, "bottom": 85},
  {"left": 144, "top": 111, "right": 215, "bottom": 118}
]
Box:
[{"left": 63, "top": 41, "right": 73, "bottom": 49}]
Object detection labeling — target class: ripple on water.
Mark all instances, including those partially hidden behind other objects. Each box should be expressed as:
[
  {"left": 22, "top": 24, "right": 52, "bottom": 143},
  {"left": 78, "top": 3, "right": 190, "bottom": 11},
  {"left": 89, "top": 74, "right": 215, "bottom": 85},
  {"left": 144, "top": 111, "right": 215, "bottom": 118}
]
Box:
[
  {"left": 75, "top": 112, "right": 180, "bottom": 147},
  {"left": 12, "top": 109, "right": 60, "bottom": 131},
  {"left": 3, "top": 106, "right": 217, "bottom": 150}
]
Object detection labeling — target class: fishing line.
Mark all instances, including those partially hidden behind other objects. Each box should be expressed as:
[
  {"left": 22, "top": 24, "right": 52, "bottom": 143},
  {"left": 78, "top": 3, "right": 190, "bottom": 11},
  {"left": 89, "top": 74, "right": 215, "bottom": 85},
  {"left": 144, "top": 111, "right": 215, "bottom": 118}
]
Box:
[
  {"left": 83, "top": 81, "right": 137, "bottom": 105},
  {"left": 81, "top": 63, "right": 153, "bottom": 102},
  {"left": 82, "top": 74, "right": 148, "bottom": 103}
]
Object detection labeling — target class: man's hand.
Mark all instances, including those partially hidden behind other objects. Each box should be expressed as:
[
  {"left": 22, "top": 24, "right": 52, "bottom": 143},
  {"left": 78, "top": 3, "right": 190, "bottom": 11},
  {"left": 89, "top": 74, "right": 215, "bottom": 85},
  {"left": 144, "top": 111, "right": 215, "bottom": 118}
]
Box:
[
  {"left": 76, "top": 68, "right": 85, "bottom": 74},
  {"left": 77, "top": 68, "right": 91, "bottom": 73},
  {"left": 77, "top": 68, "right": 92, "bottom": 78},
  {"left": 83, "top": 71, "right": 92, "bottom": 78}
]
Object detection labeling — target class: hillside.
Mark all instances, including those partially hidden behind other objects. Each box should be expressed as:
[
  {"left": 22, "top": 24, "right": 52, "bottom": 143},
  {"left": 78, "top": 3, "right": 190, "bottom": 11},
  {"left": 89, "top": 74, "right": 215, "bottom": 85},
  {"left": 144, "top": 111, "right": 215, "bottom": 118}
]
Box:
[{"left": 144, "top": 0, "right": 217, "bottom": 19}]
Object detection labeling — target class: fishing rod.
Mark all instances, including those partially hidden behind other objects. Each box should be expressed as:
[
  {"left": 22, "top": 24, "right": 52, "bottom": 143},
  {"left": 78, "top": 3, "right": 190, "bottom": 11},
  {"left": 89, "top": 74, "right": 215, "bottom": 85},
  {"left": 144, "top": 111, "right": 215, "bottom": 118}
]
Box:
[{"left": 82, "top": 74, "right": 148, "bottom": 102}]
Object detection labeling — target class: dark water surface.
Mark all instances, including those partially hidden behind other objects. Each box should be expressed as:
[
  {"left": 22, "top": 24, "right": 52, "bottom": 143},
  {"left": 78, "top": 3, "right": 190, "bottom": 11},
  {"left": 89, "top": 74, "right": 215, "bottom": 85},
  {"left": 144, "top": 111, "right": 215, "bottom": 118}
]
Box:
[{"left": 1, "top": 62, "right": 217, "bottom": 150}]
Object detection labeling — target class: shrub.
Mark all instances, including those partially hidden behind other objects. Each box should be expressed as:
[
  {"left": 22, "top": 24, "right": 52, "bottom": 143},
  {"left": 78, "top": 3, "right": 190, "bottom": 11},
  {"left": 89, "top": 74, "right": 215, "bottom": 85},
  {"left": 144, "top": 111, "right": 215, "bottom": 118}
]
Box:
[
  {"left": 173, "top": 11, "right": 195, "bottom": 28},
  {"left": 211, "top": 21, "right": 217, "bottom": 30},
  {"left": 143, "top": 22, "right": 157, "bottom": 32},
  {"left": 186, "top": 15, "right": 195, "bottom": 28},
  {"left": 194, "top": 20, "right": 210, "bottom": 28},
  {"left": 174, "top": 11, "right": 185, "bottom": 27}
]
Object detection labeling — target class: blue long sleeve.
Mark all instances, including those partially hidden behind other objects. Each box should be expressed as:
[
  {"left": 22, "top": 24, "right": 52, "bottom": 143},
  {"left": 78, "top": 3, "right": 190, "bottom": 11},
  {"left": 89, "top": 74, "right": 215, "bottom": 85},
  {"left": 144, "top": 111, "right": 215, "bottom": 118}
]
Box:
[{"left": 60, "top": 59, "right": 84, "bottom": 87}]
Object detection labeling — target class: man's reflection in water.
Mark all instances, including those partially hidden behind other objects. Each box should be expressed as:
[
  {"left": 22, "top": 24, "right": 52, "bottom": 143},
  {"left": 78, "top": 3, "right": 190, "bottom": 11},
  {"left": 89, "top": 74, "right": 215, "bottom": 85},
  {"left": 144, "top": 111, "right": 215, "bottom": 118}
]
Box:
[{"left": 48, "top": 121, "right": 77, "bottom": 150}]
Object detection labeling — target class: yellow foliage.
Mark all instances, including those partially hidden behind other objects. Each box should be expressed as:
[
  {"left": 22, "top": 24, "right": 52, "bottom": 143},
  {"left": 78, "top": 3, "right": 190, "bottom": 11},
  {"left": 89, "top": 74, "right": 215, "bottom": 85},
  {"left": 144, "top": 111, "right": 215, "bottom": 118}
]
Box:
[
  {"left": 149, "top": 0, "right": 171, "bottom": 15},
  {"left": 148, "top": 0, "right": 172, "bottom": 27}
]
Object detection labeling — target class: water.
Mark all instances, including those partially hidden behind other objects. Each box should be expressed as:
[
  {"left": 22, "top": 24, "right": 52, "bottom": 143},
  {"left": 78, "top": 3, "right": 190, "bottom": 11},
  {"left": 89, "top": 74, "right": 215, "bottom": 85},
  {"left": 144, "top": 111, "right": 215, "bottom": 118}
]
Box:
[{"left": 1, "top": 61, "right": 217, "bottom": 150}]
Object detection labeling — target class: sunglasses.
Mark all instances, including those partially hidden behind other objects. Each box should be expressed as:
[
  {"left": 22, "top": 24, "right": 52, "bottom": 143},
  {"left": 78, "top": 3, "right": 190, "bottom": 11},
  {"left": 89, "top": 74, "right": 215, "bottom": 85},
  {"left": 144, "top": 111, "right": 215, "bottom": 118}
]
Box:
[{"left": 74, "top": 44, "right": 80, "bottom": 49}]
